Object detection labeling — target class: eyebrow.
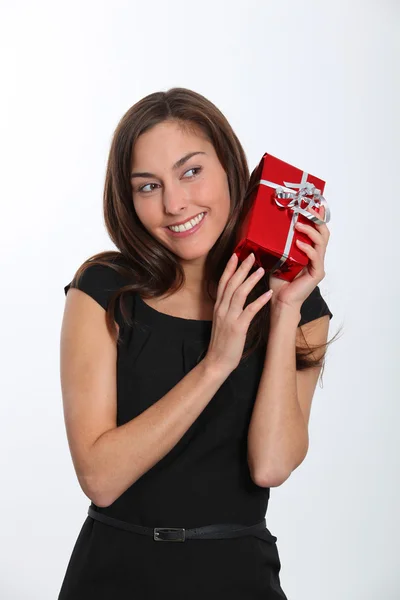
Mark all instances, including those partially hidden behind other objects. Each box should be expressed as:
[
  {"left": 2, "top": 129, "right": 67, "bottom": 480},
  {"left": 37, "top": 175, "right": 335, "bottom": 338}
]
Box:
[{"left": 130, "top": 151, "right": 207, "bottom": 179}]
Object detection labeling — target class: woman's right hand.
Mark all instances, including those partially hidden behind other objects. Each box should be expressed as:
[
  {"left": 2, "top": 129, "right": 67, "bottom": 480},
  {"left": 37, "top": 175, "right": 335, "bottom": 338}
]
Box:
[{"left": 203, "top": 252, "right": 273, "bottom": 376}]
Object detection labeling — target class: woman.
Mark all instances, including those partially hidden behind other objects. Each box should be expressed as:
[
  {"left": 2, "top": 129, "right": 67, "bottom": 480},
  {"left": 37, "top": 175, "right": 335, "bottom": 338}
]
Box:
[{"left": 59, "top": 87, "right": 335, "bottom": 599}]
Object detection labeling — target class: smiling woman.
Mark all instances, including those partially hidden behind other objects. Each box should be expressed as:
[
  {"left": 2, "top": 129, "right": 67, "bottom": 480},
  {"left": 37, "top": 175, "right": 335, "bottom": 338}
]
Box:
[
  {"left": 59, "top": 87, "right": 337, "bottom": 600},
  {"left": 129, "top": 119, "right": 231, "bottom": 273}
]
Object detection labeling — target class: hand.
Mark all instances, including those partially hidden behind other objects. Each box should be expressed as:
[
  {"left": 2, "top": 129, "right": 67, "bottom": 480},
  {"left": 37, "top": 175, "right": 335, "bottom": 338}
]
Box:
[
  {"left": 269, "top": 205, "right": 330, "bottom": 311},
  {"left": 204, "top": 252, "right": 273, "bottom": 375}
]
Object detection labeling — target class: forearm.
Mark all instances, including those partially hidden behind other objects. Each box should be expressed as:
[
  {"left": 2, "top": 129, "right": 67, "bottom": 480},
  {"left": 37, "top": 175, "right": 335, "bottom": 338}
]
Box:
[
  {"left": 247, "top": 303, "right": 308, "bottom": 487},
  {"left": 87, "top": 359, "right": 229, "bottom": 507}
]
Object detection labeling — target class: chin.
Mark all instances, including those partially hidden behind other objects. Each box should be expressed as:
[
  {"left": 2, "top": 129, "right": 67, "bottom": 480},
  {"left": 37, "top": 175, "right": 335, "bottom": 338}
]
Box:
[
  {"left": 180, "top": 253, "right": 208, "bottom": 263},
  {"left": 173, "top": 247, "right": 209, "bottom": 261}
]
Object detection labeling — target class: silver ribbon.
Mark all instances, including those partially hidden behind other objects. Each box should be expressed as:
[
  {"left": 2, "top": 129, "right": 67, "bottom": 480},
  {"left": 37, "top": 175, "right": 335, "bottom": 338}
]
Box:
[{"left": 256, "top": 172, "right": 331, "bottom": 274}]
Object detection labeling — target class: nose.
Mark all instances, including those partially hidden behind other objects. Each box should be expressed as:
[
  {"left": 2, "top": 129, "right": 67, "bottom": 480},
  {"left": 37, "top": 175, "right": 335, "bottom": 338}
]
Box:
[{"left": 162, "top": 180, "right": 189, "bottom": 215}]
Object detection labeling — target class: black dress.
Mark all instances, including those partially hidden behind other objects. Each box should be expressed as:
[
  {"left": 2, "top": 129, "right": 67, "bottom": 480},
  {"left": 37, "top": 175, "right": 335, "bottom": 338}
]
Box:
[{"left": 58, "top": 263, "right": 333, "bottom": 599}]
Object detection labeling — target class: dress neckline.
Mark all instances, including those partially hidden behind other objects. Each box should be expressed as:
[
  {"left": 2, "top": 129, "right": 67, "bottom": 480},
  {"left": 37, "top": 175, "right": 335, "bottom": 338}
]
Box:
[{"left": 136, "top": 293, "right": 213, "bottom": 331}]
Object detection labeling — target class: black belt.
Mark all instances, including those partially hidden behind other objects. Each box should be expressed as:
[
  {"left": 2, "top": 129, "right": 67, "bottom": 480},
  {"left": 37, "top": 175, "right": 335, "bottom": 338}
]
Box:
[{"left": 88, "top": 506, "right": 277, "bottom": 543}]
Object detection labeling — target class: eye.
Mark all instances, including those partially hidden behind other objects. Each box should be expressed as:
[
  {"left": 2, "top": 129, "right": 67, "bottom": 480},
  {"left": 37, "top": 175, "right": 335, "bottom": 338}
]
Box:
[
  {"left": 183, "top": 166, "right": 202, "bottom": 178},
  {"left": 137, "top": 166, "right": 202, "bottom": 194},
  {"left": 138, "top": 182, "right": 159, "bottom": 194}
]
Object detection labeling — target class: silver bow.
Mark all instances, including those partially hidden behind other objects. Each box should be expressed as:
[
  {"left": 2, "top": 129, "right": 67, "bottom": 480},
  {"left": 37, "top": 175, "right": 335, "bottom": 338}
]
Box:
[
  {"left": 256, "top": 176, "right": 331, "bottom": 274},
  {"left": 273, "top": 180, "right": 330, "bottom": 224}
]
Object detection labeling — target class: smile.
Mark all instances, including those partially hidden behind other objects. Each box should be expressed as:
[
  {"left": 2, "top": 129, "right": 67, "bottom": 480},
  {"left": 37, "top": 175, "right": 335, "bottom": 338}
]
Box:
[
  {"left": 166, "top": 212, "right": 206, "bottom": 232},
  {"left": 165, "top": 212, "right": 207, "bottom": 238}
]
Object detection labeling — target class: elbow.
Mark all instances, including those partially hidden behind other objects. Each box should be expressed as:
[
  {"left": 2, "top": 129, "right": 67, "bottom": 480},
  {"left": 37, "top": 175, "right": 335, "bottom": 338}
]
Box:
[
  {"left": 80, "top": 474, "right": 113, "bottom": 508},
  {"left": 92, "top": 495, "right": 114, "bottom": 509},
  {"left": 250, "top": 442, "right": 309, "bottom": 488},
  {"left": 252, "top": 467, "right": 292, "bottom": 488},
  {"left": 89, "top": 487, "right": 112, "bottom": 508},
  {"left": 90, "top": 485, "right": 117, "bottom": 509},
  {"left": 253, "top": 452, "right": 308, "bottom": 487}
]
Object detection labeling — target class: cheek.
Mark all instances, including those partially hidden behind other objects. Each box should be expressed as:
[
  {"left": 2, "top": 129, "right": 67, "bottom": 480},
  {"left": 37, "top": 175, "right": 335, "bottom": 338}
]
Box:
[
  {"left": 212, "top": 182, "right": 231, "bottom": 217},
  {"left": 201, "top": 178, "right": 230, "bottom": 208}
]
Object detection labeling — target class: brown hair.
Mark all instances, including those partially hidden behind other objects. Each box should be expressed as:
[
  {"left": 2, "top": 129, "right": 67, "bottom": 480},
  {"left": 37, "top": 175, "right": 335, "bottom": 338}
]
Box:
[{"left": 68, "top": 87, "right": 341, "bottom": 376}]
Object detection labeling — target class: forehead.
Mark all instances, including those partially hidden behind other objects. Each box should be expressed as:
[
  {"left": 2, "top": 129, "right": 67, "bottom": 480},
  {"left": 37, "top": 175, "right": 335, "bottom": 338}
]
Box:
[{"left": 131, "top": 121, "right": 211, "bottom": 167}]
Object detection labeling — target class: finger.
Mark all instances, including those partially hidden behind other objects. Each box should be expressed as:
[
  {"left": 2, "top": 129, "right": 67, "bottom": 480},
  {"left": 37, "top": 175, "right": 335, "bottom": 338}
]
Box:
[
  {"left": 307, "top": 205, "right": 329, "bottom": 231},
  {"left": 228, "top": 253, "right": 256, "bottom": 290},
  {"left": 296, "top": 238, "right": 319, "bottom": 254},
  {"left": 295, "top": 222, "right": 323, "bottom": 245},
  {"left": 238, "top": 289, "right": 273, "bottom": 326},
  {"left": 219, "top": 253, "right": 256, "bottom": 312},
  {"left": 229, "top": 265, "right": 266, "bottom": 318},
  {"left": 215, "top": 253, "right": 238, "bottom": 306},
  {"left": 295, "top": 240, "right": 324, "bottom": 274}
]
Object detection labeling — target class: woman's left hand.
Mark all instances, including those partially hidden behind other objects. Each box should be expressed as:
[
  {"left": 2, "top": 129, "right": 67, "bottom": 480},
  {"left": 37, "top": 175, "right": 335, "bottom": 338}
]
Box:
[{"left": 268, "top": 205, "right": 330, "bottom": 311}]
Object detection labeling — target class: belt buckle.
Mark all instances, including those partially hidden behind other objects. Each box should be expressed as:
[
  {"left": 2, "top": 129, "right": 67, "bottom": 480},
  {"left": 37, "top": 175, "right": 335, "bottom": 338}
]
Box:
[{"left": 153, "top": 527, "right": 186, "bottom": 542}]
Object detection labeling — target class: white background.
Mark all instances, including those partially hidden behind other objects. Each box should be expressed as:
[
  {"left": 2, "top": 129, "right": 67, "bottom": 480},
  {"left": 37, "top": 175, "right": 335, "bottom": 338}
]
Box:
[{"left": 1, "top": 0, "right": 399, "bottom": 598}]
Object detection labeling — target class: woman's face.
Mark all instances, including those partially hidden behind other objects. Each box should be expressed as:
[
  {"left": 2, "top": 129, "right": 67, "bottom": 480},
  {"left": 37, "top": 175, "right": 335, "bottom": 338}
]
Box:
[{"left": 130, "top": 120, "right": 231, "bottom": 264}]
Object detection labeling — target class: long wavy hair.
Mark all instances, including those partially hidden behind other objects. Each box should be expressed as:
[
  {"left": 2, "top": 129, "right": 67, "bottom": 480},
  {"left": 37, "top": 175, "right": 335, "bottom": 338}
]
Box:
[{"left": 68, "top": 87, "right": 340, "bottom": 375}]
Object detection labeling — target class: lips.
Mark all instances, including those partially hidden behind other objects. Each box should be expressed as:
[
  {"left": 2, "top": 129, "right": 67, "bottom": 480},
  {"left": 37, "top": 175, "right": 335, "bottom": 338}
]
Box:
[
  {"left": 165, "top": 212, "right": 206, "bottom": 228},
  {"left": 164, "top": 211, "right": 207, "bottom": 238}
]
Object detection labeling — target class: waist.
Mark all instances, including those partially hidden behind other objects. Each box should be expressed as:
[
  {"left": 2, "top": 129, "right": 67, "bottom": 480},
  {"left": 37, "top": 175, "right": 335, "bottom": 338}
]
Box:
[{"left": 87, "top": 506, "right": 277, "bottom": 543}]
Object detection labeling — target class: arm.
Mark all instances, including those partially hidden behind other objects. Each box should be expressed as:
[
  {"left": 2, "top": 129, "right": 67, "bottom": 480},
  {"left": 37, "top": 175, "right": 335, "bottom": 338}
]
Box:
[
  {"left": 87, "top": 360, "right": 226, "bottom": 508},
  {"left": 247, "top": 303, "right": 329, "bottom": 488},
  {"left": 247, "top": 203, "right": 332, "bottom": 488},
  {"left": 61, "top": 288, "right": 228, "bottom": 509}
]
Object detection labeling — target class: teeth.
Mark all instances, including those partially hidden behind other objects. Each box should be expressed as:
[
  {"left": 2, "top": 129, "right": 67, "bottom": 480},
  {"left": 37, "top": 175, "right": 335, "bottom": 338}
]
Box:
[{"left": 168, "top": 212, "right": 205, "bottom": 232}]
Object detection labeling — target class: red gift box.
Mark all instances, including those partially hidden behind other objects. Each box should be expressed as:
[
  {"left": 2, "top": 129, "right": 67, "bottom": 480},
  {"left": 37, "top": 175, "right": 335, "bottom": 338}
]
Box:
[{"left": 234, "top": 153, "right": 331, "bottom": 282}]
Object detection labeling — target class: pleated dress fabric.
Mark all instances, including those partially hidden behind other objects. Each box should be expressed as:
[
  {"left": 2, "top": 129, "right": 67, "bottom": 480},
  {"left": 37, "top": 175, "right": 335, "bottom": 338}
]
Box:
[{"left": 58, "top": 262, "right": 333, "bottom": 599}]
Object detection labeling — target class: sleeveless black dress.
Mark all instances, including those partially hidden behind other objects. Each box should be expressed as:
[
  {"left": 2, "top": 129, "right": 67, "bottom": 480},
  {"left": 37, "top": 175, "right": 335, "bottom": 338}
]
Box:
[{"left": 58, "top": 263, "right": 333, "bottom": 599}]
